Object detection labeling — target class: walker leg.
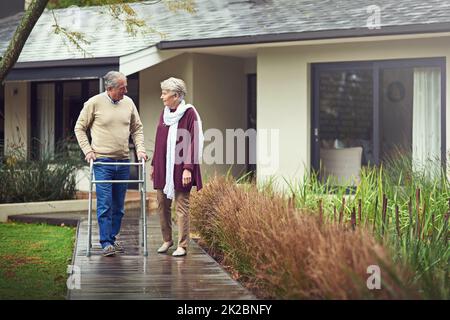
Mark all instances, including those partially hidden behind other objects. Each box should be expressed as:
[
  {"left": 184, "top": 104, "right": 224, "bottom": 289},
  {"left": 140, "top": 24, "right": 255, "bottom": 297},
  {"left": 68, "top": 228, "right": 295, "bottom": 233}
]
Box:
[
  {"left": 140, "top": 187, "right": 144, "bottom": 248},
  {"left": 139, "top": 162, "right": 144, "bottom": 248},
  {"left": 142, "top": 159, "right": 148, "bottom": 257},
  {"left": 86, "top": 160, "right": 94, "bottom": 257}
]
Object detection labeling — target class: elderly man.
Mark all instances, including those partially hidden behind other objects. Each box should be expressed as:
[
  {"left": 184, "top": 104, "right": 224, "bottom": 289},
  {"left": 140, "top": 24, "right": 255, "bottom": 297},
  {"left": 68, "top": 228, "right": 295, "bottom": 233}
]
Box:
[{"left": 75, "top": 71, "right": 147, "bottom": 257}]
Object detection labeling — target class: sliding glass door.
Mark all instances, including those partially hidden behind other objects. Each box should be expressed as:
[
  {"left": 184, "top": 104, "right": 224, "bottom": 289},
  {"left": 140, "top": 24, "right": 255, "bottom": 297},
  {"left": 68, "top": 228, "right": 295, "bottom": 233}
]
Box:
[
  {"left": 379, "top": 67, "right": 413, "bottom": 162},
  {"left": 312, "top": 58, "right": 445, "bottom": 184}
]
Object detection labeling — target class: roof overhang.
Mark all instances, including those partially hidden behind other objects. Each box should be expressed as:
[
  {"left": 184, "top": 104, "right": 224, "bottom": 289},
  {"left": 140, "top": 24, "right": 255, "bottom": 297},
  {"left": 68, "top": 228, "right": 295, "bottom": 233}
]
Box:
[
  {"left": 5, "top": 45, "right": 181, "bottom": 82},
  {"left": 119, "top": 45, "right": 180, "bottom": 76},
  {"left": 6, "top": 22, "right": 450, "bottom": 82},
  {"left": 6, "top": 57, "right": 119, "bottom": 82},
  {"left": 157, "top": 22, "right": 450, "bottom": 50}
]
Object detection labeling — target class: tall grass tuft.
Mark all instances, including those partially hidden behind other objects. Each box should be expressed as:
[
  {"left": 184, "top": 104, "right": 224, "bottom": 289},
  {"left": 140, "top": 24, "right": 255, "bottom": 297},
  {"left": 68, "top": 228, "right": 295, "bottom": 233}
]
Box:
[
  {"left": 191, "top": 176, "right": 419, "bottom": 299},
  {"left": 283, "top": 150, "right": 449, "bottom": 299}
]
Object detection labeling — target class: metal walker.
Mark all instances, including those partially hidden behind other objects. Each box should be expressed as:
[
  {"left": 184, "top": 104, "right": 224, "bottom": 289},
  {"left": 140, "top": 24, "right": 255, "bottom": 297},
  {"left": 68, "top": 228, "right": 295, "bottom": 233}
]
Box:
[{"left": 86, "top": 158, "right": 148, "bottom": 257}]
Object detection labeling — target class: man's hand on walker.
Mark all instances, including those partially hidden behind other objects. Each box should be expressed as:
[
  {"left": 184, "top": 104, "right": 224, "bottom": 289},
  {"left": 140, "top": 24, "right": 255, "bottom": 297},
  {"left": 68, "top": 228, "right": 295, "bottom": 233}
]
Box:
[
  {"left": 182, "top": 169, "right": 192, "bottom": 187},
  {"left": 137, "top": 152, "right": 148, "bottom": 161},
  {"left": 85, "top": 151, "right": 96, "bottom": 163}
]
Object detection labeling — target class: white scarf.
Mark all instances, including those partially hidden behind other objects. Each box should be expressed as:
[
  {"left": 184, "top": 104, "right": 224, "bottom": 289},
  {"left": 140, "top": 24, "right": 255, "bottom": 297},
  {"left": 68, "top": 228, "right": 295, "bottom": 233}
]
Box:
[{"left": 163, "top": 100, "right": 204, "bottom": 199}]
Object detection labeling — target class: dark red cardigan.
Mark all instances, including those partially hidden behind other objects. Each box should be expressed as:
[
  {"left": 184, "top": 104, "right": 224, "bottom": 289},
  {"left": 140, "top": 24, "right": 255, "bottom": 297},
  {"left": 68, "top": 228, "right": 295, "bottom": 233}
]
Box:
[{"left": 151, "top": 107, "right": 203, "bottom": 192}]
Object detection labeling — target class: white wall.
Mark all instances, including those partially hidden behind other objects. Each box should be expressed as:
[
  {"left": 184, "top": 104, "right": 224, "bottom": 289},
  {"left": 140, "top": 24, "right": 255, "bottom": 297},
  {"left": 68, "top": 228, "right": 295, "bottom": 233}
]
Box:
[
  {"left": 257, "top": 36, "right": 450, "bottom": 189},
  {"left": 192, "top": 53, "right": 247, "bottom": 179},
  {"left": 139, "top": 53, "right": 248, "bottom": 186},
  {"left": 257, "top": 49, "right": 309, "bottom": 189}
]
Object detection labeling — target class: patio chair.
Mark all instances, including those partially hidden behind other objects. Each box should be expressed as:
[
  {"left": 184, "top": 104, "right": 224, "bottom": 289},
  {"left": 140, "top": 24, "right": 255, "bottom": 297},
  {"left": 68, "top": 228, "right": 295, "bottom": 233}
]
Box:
[{"left": 320, "top": 146, "right": 363, "bottom": 186}]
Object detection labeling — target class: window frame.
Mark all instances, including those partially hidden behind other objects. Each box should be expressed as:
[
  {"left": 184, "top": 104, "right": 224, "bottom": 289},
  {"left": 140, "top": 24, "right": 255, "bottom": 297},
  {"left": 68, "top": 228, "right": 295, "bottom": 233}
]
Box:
[{"left": 311, "top": 57, "right": 446, "bottom": 172}]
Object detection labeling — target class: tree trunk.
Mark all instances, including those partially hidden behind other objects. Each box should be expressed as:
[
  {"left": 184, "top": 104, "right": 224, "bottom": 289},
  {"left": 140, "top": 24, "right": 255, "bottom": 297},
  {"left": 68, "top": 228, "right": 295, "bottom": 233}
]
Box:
[{"left": 0, "top": 0, "right": 49, "bottom": 84}]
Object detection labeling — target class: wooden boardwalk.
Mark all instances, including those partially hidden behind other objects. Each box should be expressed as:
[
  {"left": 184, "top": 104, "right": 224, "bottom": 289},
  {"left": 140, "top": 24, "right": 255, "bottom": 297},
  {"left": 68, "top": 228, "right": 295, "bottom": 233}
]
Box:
[{"left": 67, "top": 211, "right": 255, "bottom": 300}]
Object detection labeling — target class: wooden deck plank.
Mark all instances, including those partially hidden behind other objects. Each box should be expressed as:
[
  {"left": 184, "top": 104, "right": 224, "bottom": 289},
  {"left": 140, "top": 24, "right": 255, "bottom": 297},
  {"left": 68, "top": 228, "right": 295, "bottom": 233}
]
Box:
[{"left": 67, "top": 213, "right": 255, "bottom": 300}]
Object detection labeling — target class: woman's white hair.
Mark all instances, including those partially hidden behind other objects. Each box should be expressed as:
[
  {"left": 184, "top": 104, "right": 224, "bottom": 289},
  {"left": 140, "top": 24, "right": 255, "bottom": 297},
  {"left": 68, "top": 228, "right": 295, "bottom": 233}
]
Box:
[{"left": 161, "top": 77, "right": 187, "bottom": 100}]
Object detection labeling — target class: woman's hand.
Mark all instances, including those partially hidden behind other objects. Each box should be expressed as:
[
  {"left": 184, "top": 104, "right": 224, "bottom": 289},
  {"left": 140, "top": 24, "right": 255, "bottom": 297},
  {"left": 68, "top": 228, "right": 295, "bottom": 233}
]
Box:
[
  {"left": 150, "top": 165, "right": 154, "bottom": 181},
  {"left": 182, "top": 169, "right": 192, "bottom": 187}
]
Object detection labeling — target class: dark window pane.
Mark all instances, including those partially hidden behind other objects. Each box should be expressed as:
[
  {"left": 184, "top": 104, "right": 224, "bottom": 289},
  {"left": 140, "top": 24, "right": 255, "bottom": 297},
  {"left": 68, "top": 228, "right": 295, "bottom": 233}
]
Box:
[
  {"left": 379, "top": 68, "right": 413, "bottom": 161},
  {"left": 62, "top": 81, "right": 82, "bottom": 140},
  {"left": 318, "top": 69, "right": 374, "bottom": 166},
  {"left": 88, "top": 79, "right": 99, "bottom": 98},
  {"left": 127, "top": 73, "right": 139, "bottom": 109}
]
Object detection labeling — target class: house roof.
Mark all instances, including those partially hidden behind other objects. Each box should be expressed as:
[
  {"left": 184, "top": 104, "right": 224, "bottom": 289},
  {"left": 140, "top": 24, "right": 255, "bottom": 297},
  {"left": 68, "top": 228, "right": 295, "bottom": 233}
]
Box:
[
  {"left": 1, "top": 0, "right": 450, "bottom": 64},
  {"left": 0, "top": 12, "right": 23, "bottom": 59}
]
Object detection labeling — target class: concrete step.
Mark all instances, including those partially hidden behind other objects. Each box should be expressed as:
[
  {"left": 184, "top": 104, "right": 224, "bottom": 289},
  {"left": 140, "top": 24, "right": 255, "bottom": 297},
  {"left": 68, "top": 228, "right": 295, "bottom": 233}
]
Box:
[{"left": 8, "top": 208, "right": 146, "bottom": 227}]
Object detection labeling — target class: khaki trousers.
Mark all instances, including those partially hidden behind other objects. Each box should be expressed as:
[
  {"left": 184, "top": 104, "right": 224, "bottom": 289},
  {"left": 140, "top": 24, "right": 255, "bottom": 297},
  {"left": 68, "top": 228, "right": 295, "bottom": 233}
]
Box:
[{"left": 157, "top": 190, "right": 190, "bottom": 249}]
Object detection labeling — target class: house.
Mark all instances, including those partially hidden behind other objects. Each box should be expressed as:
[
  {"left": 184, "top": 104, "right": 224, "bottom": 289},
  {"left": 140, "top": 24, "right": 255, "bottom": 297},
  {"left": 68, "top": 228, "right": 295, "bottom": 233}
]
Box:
[
  {"left": 0, "top": 0, "right": 24, "bottom": 160},
  {"left": 1, "top": 0, "right": 450, "bottom": 191}
]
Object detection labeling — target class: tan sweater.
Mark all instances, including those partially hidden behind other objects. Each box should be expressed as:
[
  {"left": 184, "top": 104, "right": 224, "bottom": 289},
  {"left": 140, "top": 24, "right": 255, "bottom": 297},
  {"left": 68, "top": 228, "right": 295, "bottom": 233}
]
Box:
[{"left": 74, "top": 92, "right": 145, "bottom": 160}]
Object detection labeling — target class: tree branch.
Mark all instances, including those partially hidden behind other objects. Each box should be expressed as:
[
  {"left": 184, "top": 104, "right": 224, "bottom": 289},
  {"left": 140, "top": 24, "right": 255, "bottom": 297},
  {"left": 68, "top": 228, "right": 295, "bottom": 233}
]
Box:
[
  {"left": 51, "top": 9, "right": 92, "bottom": 57},
  {"left": 0, "top": 0, "right": 196, "bottom": 83},
  {"left": 0, "top": 0, "right": 49, "bottom": 84}
]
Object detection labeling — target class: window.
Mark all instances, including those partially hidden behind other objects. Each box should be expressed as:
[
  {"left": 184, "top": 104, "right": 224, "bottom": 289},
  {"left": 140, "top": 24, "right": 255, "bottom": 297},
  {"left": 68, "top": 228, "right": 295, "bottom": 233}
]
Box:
[
  {"left": 312, "top": 58, "right": 445, "bottom": 183},
  {"left": 31, "top": 75, "right": 140, "bottom": 164},
  {"left": 31, "top": 79, "right": 99, "bottom": 159},
  {"left": 380, "top": 66, "right": 442, "bottom": 172},
  {"left": 33, "top": 83, "right": 55, "bottom": 159},
  {"left": 127, "top": 72, "right": 139, "bottom": 110},
  {"left": 317, "top": 68, "right": 373, "bottom": 166},
  {"left": 58, "top": 80, "right": 99, "bottom": 157}
]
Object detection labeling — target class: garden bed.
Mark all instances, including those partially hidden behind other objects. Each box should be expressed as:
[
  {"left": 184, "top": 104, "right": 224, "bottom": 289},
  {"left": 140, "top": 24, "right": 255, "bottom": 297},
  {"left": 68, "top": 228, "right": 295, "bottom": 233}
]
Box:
[{"left": 190, "top": 172, "right": 449, "bottom": 299}]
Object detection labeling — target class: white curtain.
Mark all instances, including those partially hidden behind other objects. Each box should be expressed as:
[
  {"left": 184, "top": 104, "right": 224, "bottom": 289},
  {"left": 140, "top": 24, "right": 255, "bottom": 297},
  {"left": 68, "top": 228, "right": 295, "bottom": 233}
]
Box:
[
  {"left": 37, "top": 83, "right": 55, "bottom": 158},
  {"left": 412, "top": 67, "right": 441, "bottom": 177}
]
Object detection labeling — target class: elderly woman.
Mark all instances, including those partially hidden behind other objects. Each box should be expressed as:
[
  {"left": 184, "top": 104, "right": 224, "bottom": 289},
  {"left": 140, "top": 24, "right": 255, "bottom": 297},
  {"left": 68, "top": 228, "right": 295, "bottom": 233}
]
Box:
[{"left": 151, "top": 77, "right": 203, "bottom": 257}]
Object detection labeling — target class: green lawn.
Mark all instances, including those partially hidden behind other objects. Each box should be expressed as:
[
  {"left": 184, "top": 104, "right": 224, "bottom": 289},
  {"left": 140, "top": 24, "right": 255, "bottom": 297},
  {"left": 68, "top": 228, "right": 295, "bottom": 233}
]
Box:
[{"left": 0, "top": 222, "right": 76, "bottom": 300}]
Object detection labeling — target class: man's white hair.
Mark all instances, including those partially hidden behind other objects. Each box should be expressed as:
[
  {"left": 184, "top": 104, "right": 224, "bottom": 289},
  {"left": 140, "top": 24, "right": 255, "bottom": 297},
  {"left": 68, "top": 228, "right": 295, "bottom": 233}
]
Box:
[
  {"left": 104, "top": 71, "right": 126, "bottom": 90},
  {"left": 160, "top": 77, "right": 187, "bottom": 100}
]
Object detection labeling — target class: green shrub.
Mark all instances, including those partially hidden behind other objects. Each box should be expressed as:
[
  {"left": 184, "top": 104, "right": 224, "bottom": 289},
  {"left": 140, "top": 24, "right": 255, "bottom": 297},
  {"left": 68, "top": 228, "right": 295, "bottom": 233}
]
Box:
[
  {"left": 0, "top": 140, "right": 84, "bottom": 204},
  {"left": 284, "top": 151, "right": 449, "bottom": 299}
]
